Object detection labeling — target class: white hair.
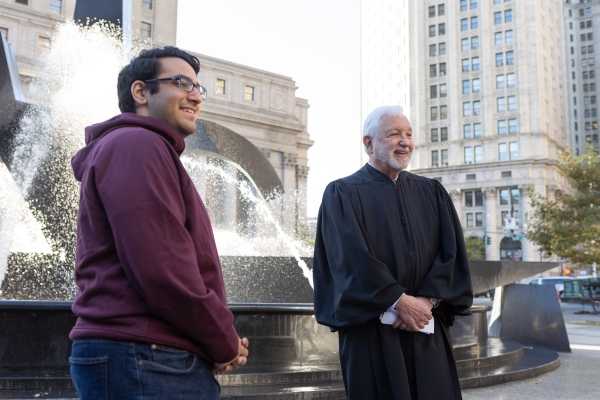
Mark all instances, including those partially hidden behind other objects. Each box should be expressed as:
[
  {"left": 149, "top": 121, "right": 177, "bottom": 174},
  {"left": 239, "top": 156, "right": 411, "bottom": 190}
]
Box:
[{"left": 362, "top": 105, "right": 408, "bottom": 153}]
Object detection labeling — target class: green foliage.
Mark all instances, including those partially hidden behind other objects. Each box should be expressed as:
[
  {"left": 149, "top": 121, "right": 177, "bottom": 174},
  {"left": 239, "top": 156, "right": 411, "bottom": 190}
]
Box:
[
  {"left": 465, "top": 234, "right": 486, "bottom": 261},
  {"left": 526, "top": 146, "right": 600, "bottom": 264}
]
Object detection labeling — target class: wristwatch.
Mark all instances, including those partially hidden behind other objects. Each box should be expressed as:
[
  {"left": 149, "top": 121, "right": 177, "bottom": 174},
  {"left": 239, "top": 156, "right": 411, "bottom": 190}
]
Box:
[{"left": 429, "top": 298, "right": 439, "bottom": 307}]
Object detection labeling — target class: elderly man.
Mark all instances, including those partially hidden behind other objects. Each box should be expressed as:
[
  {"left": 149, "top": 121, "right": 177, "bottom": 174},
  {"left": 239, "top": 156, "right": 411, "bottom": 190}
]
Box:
[{"left": 313, "top": 105, "right": 472, "bottom": 399}]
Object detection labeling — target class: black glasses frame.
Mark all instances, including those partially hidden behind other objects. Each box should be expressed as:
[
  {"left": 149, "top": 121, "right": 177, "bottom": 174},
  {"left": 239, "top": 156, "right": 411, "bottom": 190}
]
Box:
[{"left": 144, "top": 76, "right": 207, "bottom": 100}]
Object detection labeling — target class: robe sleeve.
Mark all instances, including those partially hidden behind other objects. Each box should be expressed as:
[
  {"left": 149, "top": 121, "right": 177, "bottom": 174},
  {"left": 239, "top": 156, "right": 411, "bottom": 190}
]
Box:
[
  {"left": 415, "top": 181, "right": 473, "bottom": 325},
  {"left": 313, "top": 181, "right": 405, "bottom": 330}
]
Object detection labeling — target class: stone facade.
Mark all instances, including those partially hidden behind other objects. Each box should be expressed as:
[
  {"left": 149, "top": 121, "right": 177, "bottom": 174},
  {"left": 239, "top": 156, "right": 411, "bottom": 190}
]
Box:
[
  {"left": 564, "top": 0, "right": 600, "bottom": 156},
  {"left": 361, "top": 0, "right": 571, "bottom": 262},
  {"left": 0, "top": 0, "right": 312, "bottom": 235}
]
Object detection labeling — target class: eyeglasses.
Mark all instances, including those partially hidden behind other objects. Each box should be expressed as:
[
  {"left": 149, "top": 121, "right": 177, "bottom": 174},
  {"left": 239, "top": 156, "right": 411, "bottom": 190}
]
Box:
[{"left": 144, "top": 76, "right": 207, "bottom": 100}]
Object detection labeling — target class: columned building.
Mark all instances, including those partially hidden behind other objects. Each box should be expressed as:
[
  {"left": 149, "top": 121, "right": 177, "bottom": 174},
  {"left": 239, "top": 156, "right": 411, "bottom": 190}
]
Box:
[
  {"left": 409, "top": 0, "right": 569, "bottom": 262},
  {"left": 0, "top": 0, "right": 313, "bottom": 236},
  {"left": 564, "top": 0, "right": 600, "bottom": 155},
  {"left": 361, "top": 0, "right": 571, "bottom": 262}
]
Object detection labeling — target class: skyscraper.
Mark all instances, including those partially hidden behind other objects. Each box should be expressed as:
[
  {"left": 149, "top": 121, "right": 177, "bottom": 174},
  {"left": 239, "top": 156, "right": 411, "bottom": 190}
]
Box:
[
  {"left": 564, "top": 0, "right": 600, "bottom": 156},
  {"left": 361, "top": 0, "right": 570, "bottom": 262}
]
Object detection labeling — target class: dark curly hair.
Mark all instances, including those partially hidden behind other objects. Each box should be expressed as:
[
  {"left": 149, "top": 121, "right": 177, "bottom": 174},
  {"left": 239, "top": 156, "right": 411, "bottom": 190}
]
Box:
[{"left": 117, "top": 46, "right": 200, "bottom": 113}]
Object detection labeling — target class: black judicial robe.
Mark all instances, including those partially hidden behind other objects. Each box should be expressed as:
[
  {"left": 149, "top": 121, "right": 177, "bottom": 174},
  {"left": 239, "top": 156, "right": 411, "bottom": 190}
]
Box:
[{"left": 313, "top": 164, "right": 473, "bottom": 400}]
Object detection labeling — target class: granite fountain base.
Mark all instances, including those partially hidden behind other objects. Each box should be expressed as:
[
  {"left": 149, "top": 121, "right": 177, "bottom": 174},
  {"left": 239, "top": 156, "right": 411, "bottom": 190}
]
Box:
[{"left": 0, "top": 300, "right": 559, "bottom": 399}]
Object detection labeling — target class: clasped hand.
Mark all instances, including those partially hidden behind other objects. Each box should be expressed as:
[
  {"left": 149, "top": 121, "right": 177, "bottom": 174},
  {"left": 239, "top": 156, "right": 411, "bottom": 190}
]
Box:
[
  {"left": 213, "top": 337, "right": 249, "bottom": 375},
  {"left": 392, "top": 295, "right": 433, "bottom": 331}
]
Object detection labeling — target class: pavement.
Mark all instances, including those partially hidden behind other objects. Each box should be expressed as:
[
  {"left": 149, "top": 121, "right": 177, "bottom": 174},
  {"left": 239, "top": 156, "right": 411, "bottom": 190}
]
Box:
[{"left": 462, "top": 300, "right": 600, "bottom": 400}]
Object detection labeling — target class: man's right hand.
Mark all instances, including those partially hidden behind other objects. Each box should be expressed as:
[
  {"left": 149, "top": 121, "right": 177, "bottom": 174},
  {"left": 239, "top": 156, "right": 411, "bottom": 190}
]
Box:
[
  {"left": 213, "top": 337, "right": 249, "bottom": 375},
  {"left": 393, "top": 294, "right": 432, "bottom": 331}
]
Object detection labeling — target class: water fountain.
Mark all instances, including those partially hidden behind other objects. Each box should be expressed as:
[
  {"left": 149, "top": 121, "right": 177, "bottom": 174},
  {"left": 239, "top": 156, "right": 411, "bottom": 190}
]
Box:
[{"left": 0, "top": 19, "right": 564, "bottom": 400}]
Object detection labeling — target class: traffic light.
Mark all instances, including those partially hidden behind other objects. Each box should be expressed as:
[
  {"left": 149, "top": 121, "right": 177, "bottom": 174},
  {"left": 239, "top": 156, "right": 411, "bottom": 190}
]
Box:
[{"left": 486, "top": 236, "right": 491, "bottom": 245}]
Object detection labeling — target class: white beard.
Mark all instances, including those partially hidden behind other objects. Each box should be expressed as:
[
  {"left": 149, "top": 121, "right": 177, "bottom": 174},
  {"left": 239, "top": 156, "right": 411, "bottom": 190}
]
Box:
[{"left": 373, "top": 142, "right": 412, "bottom": 171}]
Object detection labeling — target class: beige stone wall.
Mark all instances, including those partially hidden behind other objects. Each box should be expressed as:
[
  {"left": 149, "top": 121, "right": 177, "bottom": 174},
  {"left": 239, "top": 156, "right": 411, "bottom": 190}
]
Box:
[{"left": 406, "top": 0, "right": 569, "bottom": 262}]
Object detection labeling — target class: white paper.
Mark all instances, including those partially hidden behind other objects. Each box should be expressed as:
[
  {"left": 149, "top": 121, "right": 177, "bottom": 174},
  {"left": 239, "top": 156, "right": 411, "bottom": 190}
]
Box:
[{"left": 380, "top": 310, "right": 434, "bottom": 334}]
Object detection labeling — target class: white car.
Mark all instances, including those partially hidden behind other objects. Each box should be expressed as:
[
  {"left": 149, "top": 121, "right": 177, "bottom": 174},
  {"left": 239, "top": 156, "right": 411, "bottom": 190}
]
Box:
[{"left": 529, "top": 276, "right": 574, "bottom": 300}]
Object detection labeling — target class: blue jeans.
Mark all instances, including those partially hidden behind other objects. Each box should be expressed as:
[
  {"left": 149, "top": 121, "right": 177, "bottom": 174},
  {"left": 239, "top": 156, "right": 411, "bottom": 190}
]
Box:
[{"left": 70, "top": 339, "right": 220, "bottom": 400}]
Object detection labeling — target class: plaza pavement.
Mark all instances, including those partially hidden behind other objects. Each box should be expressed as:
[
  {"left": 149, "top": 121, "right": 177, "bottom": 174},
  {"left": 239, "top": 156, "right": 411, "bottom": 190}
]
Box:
[{"left": 462, "top": 299, "right": 600, "bottom": 400}]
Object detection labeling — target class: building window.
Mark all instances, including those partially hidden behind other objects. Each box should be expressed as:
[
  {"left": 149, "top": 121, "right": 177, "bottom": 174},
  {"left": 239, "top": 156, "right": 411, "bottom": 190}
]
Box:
[
  {"left": 49, "top": 0, "right": 62, "bottom": 13},
  {"left": 140, "top": 22, "right": 152, "bottom": 38},
  {"left": 245, "top": 85, "right": 255, "bottom": 101},
  {"left": 582, "top": 33, "right": 587, "bottom": 42},
  {"left": 432, "top": 150, "right": 439, "bottom": 166},
  {"left": 474, "top": 123, "right": 482, "bottom": 137},
  {"left": 15, "top": 0, "right": 28, "bottom": 5},
  {"left": 466, "top": 213, "right": 474, "bottom": 227},
  {"left": 431, "top": 128, "right": 439, "bottom": 142},
  {"left": 463, "top": 80, "right": 471, "bottom": 94},
  {"left": 142, "top": 0, "right": 153, "bottom": 10},
  {"left": 502, "top": 171, "right": 512, "bottom": 178},
  {"left": 473, "top": 100, "right": 481, "bottom": 115},
  {"left": 499, "top": 143, "right": 508, "bottom": 161},
  {"left": 430, "top": 44, "right": 437, "bottom": 57},
  {"left": 464, "top": 124, "right": 472, "bottom": 139},
  {"left": 431, "top": 106, "right": 439, "bottom": 120},
  {"left": 463, "top": 102, "right": 472, "bottom": 117},
  {"left": 505, "top": 30, "right": 514, "bottom": 43},
  {"left": 495, "top": 32, "right": 503, "bottom": 45},
  {"left": 467, "top": 174, "right": 476, "bottom": 181},
  {"left": 430, "top": 85, "right": 438, "bottom": 99},
  {"left": 439, "top": 42, "right": 447, "bottom": 55},
  {"left": 496, "top": 53, "right": 504, "bottom": 66},
  {"left": 509, "top": 142, "right": 518, "bottom": 159},
  {"left": 505, "top": 10, "right": 513, "bottom": 23},
  {"left": 464, "top": 147, "right": 473, "bottom": 164},
  {"left": 37, "top": 36, "right": 50, "bottom": 53},
  {"left": 430, "top": 64, "right": 437, "bottom": 77},
  {"left": 589, "top": 33, "right": 594, "bottom": 41},
  {"left": 462, "top": 38, "right": 470, "bottom": 51},
  {"left": 216, "top": 79, "right": 226, "bottom": 94},
  {"left": 440, "top": 62, "right": 447, "bottom": 75},
  {"left": 588, "top": 20, "right": 593, "bottom": 28},
  {"left": 586, "top": 7, "right": 592, "bottom": 16},
  {"left": 0, "top": 27, "right": 8, "bottom": 41},
  {"left": 471, "top": 17, "right": 479, "bottom": 29},
  {"left": 461, "top": 19, "right": 469, "bottom": 31},
  {"left": 475, "top": 145, "right": 483, "bottom": 164},
  {"left": 506, "top": 51, "right": 514, "bottom": 64},
  {"left": 439, "top": 23, "right": 446, "bottom": 35},
  {"left": 429, "top": 5, "right": 436, "bottom": 17},
  {"left": 509, "top": 118, "right": 517, "bottom": 134},
  {"left": 500, "top": 188, "right": 519, "bottom": 206},
  {"left": 438, "top": 4, "right": 445, "bottom": 15},
  {"left": 429, "top": 25, "right": 436, "bottom": 37},
  {"left": 497, "top": 97, "right": 506, "bottom": 112},
  {"left": 494, "top": 12, "right": 502, "bottom": 24},
  {"left": 497, "top": 75, "right": 505, "bottom": 89},
  {"left": 472, "top": 36, "right": 479, "bottom": 49},
  {"left": 441, "top": 127, "right": 448, "bottom": 141},
  {"left": 507, "top": 73, "right": 516, "bottom": 87},
  {"left": 441, "top": 149, "right": 449, "bottom": 166},
  {"left": 498, "top": 120, "right": 507, "bottom": 135},
  {"left": 472, "top": 57, "right": 480, "bottom": 71},
  {"left": 583, "top": 46, "right": 588, "bottom": 55},
  {"left": 460, "top": 0, "right": 468, "bottom": 11},
  {"left": 472, "top": 78, "right": 481, "bottom": 93},
  {"left": 471, "top": 0, "right": 478, "bottom": 9},
  {"left": 440, "top": 84, "right": 447, "bottom": 98},
  {"left": 507, "top": 95, "right": 516, "bottom": 111},
  {"left": 462, "top": 59, "right": 470, "bottom": 72},
  {"left": 476, "top": 212, "right": 483, "bottom": 227},
  {"left": 589, "top": 45, "right": 594, "bottom": 53},
  {"left": 440, "top": 105, "right": 448, "bottom": 119}
]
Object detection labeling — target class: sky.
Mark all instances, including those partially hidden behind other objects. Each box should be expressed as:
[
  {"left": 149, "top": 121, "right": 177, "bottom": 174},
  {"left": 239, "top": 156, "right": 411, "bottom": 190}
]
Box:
[{"left": 176, "top": 0, "right": 361, "bottom": 217}]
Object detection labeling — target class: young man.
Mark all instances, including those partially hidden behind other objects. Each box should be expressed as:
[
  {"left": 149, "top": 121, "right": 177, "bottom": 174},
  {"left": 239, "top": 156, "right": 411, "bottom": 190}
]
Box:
[
  {"left": 313, "top": 105, "right": 472, "bottom": 399},
  {"left": 69, "top": 46, "right": 248, "bottom": 399}
]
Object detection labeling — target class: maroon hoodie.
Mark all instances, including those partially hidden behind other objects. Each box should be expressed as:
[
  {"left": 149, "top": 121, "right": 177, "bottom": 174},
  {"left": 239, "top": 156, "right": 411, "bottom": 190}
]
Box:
[{"left": 70, "top": 113, "right": 239, "bottom": 364}]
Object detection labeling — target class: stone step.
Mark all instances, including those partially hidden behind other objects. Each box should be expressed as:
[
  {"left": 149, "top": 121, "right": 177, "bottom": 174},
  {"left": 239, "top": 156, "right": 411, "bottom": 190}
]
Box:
[
  {"left": 458, "top": 345, "right": 561, "bottom": 389},
  {"left": 220, "top": 381, "right": 346, "bottom": 400},
  {"left": 217, "top": 364, "right": 342, "bottom": 387},
  {"left": 455, "top": 338, "right": 524, "bottom": 370}
]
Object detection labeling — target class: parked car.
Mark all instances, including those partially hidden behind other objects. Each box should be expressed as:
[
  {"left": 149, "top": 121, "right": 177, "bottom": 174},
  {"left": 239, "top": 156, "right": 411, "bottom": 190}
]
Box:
[{"left": 529, "top": 276, "right": 574, "bottom": 300}]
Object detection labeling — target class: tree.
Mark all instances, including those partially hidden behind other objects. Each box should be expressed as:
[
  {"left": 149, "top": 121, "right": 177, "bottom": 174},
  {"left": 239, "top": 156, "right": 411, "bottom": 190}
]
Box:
[
  {"left": 526, "top": 146, "right": 600, "bottom": 264},
  {"left": 464, "top": 234, "right": 486, "bottom": 261}
]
